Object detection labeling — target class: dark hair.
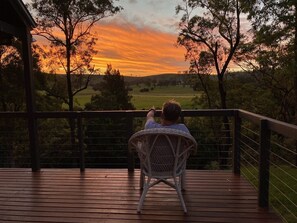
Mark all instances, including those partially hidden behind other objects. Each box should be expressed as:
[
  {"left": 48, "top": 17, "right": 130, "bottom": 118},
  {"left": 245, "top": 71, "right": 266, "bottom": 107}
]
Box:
[{"left": 162, "top": 100, "right": 181, "bottom": 122}]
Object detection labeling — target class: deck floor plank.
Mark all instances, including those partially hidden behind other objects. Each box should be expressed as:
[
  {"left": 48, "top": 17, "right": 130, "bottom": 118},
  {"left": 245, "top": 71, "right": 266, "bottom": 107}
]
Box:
[{"left": 0, "top": 169, "right": 282, "bottom": 223}]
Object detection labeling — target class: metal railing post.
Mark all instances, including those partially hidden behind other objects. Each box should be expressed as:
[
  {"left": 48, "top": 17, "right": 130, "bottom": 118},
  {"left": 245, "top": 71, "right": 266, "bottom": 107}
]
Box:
[
  {"left": 233, "top": 110, "right": 241, "bottom": 175},
  {"left": 259, "top": 119, "right": 271, "bottom": 208}
]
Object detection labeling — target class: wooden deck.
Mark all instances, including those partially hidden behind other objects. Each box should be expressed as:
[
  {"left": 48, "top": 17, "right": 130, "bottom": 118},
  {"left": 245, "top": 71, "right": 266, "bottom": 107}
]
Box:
[{"left": 0, "top": 169, "right": 282, "bottom": 223}]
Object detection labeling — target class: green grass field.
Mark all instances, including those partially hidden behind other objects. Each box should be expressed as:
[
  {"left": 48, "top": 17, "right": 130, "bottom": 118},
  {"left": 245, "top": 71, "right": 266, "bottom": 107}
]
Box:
[
  {"left": 74, "top": 85, "right": 199, "bottom": 109},
  {"left": 74, "top": 87, "right": 97, "bottom": 108},
  {"left": 242, "top": 165, "right": 297, "bottom": 223},
  {"left": 131, "top": 85, "right": 198, "bottom": 109}
]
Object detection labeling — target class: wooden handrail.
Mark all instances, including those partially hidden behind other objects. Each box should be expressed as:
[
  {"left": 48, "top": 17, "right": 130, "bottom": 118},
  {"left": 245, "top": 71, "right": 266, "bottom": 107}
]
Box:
[{"left": 238, "top": 109, "right": 297, "bottom": 139}]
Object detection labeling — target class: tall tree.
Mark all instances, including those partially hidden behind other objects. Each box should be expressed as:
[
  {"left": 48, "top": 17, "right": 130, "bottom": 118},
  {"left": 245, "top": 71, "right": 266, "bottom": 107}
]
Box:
[
  {"left": 85, "top": 64, "right": 134, "bottom": 110},
  {"left": 244, "top": 0, "right": 297, "bottom": 124},
  {"left": 0, "top": 39, "right": 64, "bottom": 167},
  {"left": 30, "top": 0, "right": 122, "bottom": 155},
  {"left": 0, "top": 40, "right": 54, "bottom": 111},
  {"left": 176, "top": 0, "right": 246, "bottom": 168},
  {"left": 176, "top": 0, "right": 245, "bottom": 110},
  {"left": 30, "top": 0, "right": 122, "bottom": 111},
  {"left": 84, "top": 65, "right": 134, "bottom": 167}
]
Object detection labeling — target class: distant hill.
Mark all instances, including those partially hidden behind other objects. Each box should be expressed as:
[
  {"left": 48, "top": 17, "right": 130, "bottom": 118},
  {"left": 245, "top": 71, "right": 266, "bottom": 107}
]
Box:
[
  {"left": 41, "top": 72, "right": 189, "bottom": 87},
  {"left": 86, "top": 73, "right": 190, "bottom": 86},
  {"left": 123, "top": 73, "right": 189, "bottom": 84},
  {"left": 42, "top": 71, "right": 251, "bottom": 88}
]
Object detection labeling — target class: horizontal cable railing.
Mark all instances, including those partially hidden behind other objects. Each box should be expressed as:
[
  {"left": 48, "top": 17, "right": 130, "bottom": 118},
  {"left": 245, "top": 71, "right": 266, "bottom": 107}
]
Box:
[
  {"left": 0, "top": 110, "right": 235, "bottom": 170},
  {"left": 0, "top": 118, "right": 30, "bottom": 167},
  {"left": 238, "top": 110, "right": 297, "bottom": 223}
]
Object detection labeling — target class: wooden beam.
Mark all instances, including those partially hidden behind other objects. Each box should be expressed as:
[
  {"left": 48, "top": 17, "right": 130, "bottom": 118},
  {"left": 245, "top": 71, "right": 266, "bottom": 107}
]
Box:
[{"left": 0, "top": 21, "right": 22, "bottom": 37}]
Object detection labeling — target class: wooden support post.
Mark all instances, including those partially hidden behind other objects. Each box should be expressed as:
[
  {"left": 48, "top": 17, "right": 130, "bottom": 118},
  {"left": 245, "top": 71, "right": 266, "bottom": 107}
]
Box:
[
  {"left": 233, "top": 110, "right": 241, "bottom": 175},
  {"left": 259, "top": 119, "right": 271, "bottom": 208},
  {"left": 77, "top": 114, "right": 85, "bottom": 172},
  {"left": 126, "top": 113, "right": 134, "bottom": 172},
  {"left": 180, "top": 111, "right": 185, "bottom": 124},
  {"left": 22, "top": 29, "right": 39, "bottom": 172}
]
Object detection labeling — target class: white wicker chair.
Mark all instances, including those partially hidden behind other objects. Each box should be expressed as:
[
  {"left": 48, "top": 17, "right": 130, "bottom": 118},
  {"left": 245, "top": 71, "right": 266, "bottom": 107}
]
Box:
[{"left": 128, "top": 128, "right": 197, "bottom": 213}]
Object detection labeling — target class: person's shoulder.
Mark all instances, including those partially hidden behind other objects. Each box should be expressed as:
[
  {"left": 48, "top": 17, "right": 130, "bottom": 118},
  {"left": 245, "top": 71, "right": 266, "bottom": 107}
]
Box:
[
  {"left": 176, "top": 123, "right": 190, "bottom": 133},
  {"left": 145, "top": 120, "right": 161, "bottom": 129}
]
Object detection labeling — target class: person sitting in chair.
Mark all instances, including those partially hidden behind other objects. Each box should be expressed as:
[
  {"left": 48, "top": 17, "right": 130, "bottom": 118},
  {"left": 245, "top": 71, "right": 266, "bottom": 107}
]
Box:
[{"left": 145, "top": 99, "right": 190, "bottom": 134}]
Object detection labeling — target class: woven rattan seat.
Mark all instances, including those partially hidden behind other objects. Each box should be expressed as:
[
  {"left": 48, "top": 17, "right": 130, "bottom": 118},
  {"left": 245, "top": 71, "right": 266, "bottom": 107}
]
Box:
[{"left": 128, "top": 128, "right": 197, "bottom": 213}]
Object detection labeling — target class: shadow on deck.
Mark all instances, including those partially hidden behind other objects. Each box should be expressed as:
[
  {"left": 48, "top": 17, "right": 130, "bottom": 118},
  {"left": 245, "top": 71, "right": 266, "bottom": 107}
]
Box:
[{"left": 0, "top": 169, "right": 282, "bottom": 223}]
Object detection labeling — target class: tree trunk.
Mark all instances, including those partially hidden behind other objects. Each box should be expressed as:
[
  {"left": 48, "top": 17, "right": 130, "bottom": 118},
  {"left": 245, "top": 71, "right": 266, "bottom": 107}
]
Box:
[{"left": 66, "top": 41, "right": 77, "bottom": 167}]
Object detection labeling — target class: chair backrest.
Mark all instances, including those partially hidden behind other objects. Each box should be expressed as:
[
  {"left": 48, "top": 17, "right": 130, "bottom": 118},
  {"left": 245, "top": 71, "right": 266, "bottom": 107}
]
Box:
[{"left": 128, "top": 128, "right": 197, "bottom": 178}]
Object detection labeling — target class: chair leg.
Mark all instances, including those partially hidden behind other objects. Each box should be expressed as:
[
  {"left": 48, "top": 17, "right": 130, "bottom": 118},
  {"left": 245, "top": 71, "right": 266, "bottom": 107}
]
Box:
[
  {"left": 137, "top": 177, "right": 151, "bottom": 213},
  {"left": 181, "top": 172, "right": 186, "bottom": 191},
  {"left": 140, "top": 171, "right": 144, "bottom": 189},
  {"left": 176, "top": 187, "right": 187, "bottom": 213},
  {"left": 174, "top": 177, "right": 187, "bottom": 213}
]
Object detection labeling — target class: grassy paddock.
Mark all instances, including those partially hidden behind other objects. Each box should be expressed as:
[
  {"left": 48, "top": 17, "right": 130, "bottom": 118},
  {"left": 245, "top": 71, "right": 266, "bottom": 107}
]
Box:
[
  {"left": 74, "top": 85, "right": 199, "bottom": 109},
  {"left": 131, "top": 85, "right": 198, "bottom": 109}
]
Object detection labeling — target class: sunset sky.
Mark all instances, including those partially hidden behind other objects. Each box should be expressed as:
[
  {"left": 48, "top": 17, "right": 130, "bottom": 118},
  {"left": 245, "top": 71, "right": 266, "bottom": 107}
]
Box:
[
  {"left": 25, "top": 0, "right": 190, "bottom": 76},
  {"left": 24, "top": 0, "right": 247, "bottom": 76},
  {"left": 90, "top": 0, "right": 190, "bottom": 76}
]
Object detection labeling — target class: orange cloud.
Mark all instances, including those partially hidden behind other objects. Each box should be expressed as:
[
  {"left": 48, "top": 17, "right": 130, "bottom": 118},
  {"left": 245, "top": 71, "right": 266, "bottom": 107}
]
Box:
[
  {"left": 34, "top": 22, "right": 189, "bottom": 76},
  {"left": 87, "top": 23, "right": 189, "bottom": 76}
]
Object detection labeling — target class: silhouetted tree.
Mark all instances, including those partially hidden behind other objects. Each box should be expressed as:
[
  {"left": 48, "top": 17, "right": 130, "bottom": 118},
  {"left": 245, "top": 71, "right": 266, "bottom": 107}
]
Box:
[
  {"left": 30, "top": 0, "right": 122, "bottom": 154},
  {"left": 84, "top": 65, "right": 134, "bottom": 167},
  {"left": 177, "top": 0, "right": 246, "bottom": 110},
  {"left": 85, "top": 64, "right": 134, "bottom": 110},
  {"left": 242, "top": 0, "right": 297, "bottom": 124},
  {"left": 30, "top": 0, "right": 122, "bottom": 111},
  {"left": 0, "top": 39, "right": 64, "bottom": 167},
  {"left": 176, "top": 0, "right": 248, "bottom": 168}
]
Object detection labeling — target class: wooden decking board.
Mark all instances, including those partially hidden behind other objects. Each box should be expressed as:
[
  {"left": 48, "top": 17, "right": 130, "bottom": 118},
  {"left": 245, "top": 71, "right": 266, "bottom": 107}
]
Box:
[{"left": 0, "top": 169, "right": 282, "bottom": 223}]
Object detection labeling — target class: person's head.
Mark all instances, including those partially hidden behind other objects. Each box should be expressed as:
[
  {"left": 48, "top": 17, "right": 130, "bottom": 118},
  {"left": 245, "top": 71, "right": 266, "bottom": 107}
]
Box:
[{"left": 161, "top": 100, "right": 182, "bottom": 123}]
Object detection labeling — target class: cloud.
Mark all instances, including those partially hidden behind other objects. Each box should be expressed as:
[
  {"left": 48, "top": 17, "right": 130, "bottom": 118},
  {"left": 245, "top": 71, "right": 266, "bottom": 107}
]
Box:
[
  {"left": 106, "top": 0, "right": 182, "bottom": 35},
  {"left": 92, "top": 22, "right": 188, "bottom": 76},
  {"left": 33, "top": 0, "right": 190, "bottom": 76}
]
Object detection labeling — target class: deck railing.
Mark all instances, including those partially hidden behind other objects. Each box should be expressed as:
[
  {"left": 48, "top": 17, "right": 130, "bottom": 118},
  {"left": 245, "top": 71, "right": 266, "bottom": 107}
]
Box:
[{"left": 0, "top": 109, "right": 297, "bottom": 221}]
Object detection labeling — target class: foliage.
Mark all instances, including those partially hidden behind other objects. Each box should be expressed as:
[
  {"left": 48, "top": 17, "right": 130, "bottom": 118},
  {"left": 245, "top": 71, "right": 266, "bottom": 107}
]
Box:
[
  {"left": 0, "top": 41, "right": 26, "bottom": 111},
  {"left": 176, "top": 0, "right": 248, "bottom": 110},
  {"left": 83, "top": 117, "right": 128, "bottom": 168},
  {"left": 242, "top": 0, "right": 297, "bottom": 123},
  {"left": 83, "top": 65, "right": 134, "bottom": 167},
  {"left": 176, "top": 0, "right": 250, "bottom": 167},
  {"left": 0, "top": 39, "right": 64, "bottom": 167},
  {"left": 0, "top": 118, "right": 30, "bottom": 167},
  {"left": 38, "top": 118, "right": 76, "bottom": 167},
  {"left": 85, "top": 65, "right": 134, "bottom": 110}
]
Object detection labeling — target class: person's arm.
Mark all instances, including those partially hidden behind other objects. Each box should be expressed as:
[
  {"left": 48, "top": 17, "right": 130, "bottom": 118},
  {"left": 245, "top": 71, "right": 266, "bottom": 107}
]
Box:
[
  {"left": 146, "top": 107, "right": 156, "bottom": 122},
  {"left": 145, "top": 107, "right": 156, "bottom": 129}
]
